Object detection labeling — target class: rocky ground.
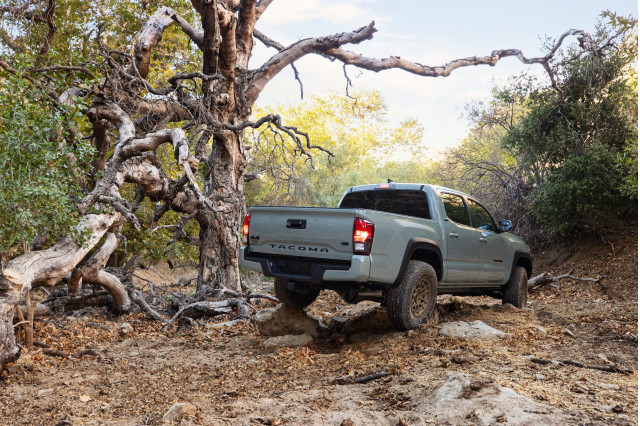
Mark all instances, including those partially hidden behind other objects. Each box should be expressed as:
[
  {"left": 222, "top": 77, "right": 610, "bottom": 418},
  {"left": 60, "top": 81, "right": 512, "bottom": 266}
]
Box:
[{"left": 0, "top": 225, "right": 637, "bottom": 425}]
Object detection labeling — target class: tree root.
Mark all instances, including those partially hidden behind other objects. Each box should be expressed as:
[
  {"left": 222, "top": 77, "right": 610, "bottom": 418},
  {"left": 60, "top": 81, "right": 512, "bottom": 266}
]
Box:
[
  {"left": 162, "top": 298, "right": 246, "bottom": 332},
  {"left": 126, "top": 286, "right": 167, "bottom": 323}
]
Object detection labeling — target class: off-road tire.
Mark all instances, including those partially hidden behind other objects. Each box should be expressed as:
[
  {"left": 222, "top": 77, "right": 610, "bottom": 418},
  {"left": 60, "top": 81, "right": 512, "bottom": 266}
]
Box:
[
  {"left": 502, "top": 266, "right": 528, "bottom": 308},
  {"left": 386, "top": 261, "right": 438, "bottom": 330},
  {"left": 274, "top": 278, "right": 320, "bottom": 308}
]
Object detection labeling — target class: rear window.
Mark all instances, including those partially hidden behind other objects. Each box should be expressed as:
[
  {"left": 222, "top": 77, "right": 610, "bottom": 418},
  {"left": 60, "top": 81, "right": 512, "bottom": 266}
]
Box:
[{"left": 339, "top": 189, "right": 430, "bottom": 219}]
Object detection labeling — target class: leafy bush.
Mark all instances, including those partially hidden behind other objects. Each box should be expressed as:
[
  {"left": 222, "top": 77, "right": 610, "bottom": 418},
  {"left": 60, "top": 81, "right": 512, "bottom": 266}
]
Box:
[{"left": 0, "top": 75, "right": 94, "bottom": 258}]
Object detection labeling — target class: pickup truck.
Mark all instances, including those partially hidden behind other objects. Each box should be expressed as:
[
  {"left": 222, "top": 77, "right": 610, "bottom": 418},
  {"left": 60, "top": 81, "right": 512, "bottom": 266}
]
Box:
[{"left": 239, "top": 183, "right": 532, "bottom": 330}]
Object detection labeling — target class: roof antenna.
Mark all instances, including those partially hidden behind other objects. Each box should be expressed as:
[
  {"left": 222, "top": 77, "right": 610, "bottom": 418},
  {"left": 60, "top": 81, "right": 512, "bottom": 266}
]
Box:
[{"left": 387, "top": 179, "right": 394, "bottom": 183}]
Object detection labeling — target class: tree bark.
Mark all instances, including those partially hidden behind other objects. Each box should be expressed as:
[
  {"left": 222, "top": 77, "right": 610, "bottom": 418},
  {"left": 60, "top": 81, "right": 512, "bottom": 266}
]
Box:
[{"left": 0, "top": 213, "right": 121, "bottom": 368}]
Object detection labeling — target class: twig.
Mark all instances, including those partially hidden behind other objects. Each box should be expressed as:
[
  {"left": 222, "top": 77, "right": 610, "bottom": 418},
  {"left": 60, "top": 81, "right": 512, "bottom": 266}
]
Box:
[
  {"left": 246, "top": 293, "right": 280, "bottom": 304},
  {"left": 205, "top": 319, "right": 246, "bottom": 328},
  {"left": 354, "top": 371, "right": 392, "bottom": 383},
  {"left": 531, "top": 357, "right": 631, "bottom": 374},
  {"left": 43, "top": 349, "right": 70, "bottom": 358}
]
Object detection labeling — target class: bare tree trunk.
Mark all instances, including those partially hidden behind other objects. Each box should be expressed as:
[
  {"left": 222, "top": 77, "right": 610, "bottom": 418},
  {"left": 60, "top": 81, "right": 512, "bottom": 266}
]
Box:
[
  {"left": 0, "top": 292, "right": 21, "bottom": 367},
  {"left": 0, "top": 213, "right": 121, "bottom": 368},
  {"left": 197, "top": 130, "right": 246, "bottom": 293}
]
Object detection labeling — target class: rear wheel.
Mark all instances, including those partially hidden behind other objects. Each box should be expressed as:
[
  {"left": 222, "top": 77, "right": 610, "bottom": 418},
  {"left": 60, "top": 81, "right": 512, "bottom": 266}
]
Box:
[
  {"left": 274, "top": 278, "right": 320, "bottom": 308},
  {"left": 386, "top": 261, "right": 438, "bottom": 330},
  {"left": 502, "top": 266, "right": 528, "bottom": 308}
]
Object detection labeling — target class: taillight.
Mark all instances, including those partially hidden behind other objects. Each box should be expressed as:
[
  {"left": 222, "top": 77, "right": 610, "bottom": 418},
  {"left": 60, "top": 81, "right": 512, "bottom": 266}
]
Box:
[
  {"left": 353, "top": 217, "right": 374, "bottom": 255},
  {"left": 242, "top": 213, "right": 251, "bottom": 245}
]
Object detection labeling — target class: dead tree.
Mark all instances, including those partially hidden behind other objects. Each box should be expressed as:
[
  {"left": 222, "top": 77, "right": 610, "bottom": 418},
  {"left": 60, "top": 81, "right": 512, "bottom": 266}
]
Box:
[{"left": 0, "top": 0, "right": 600, "bottom": 368}]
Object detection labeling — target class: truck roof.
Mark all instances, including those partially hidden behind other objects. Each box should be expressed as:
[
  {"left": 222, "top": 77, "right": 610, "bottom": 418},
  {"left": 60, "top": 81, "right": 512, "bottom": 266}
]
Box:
[{"left": 346, "top": 183, "right": 471, "bottom": 198}]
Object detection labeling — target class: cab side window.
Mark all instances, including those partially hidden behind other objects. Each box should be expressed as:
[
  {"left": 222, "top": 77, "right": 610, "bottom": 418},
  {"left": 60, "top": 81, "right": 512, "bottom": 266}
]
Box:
[
  {"left": 468, "top": 199, "right": 496, "bottom": 231},
  {"left": 442, "top": 193, "right": 470, "bottom": 226}
]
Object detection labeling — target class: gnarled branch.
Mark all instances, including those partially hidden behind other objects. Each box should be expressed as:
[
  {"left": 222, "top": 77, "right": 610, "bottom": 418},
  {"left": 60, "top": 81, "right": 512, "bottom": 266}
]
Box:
[{"left": 246, "top": 22, "right": 377, "bottom": 103}]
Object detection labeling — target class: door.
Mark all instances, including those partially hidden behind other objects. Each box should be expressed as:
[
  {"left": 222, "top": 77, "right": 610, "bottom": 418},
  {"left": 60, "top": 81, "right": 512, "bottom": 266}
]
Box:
[
  {"left": 467, "top": 199, "right": 508, "bottom": 283},
  {"left": 441, "top": 193, "right": 479, "bottom": 283}
]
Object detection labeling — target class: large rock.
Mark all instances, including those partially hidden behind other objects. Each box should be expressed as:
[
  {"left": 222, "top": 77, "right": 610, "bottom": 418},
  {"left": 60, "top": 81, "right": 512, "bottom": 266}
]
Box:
[
  {"left": 163, "top": 402, "right": 198, "bottom": 420},
  {"left": 263, "top": 334, "right": 313, "bottom": 348},
  {"left": 254, "top": 306, "right": 324, "bottom": 337},
  {"left": 415, "top": 374, "right": 573, "bottom": 425},
  {"left": 339, "top": 306, "right": 393, "bottom": 335},
  {"left": 439, "top": 320, "right": 506, "bottom": 339}
]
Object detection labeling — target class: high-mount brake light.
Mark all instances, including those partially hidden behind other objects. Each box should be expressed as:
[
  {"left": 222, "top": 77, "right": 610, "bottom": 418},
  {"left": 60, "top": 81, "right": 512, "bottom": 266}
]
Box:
[
  {"left": 353, "top": 217, "right": 374, "bottom": 255},
  {"left": 242, "top": 213, "right": 251, "bottom": 245},
  {"left": 378, "top": 184, "right": 390, "bottom": 189}
]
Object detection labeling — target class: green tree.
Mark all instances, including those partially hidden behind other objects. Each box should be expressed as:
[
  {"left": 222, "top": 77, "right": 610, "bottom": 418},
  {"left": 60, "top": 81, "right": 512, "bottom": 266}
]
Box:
[
  {"left": 502, "top": 16, "right": 637, "bottom": 235},
  {"left": 245, "top": 91, "right": 437, "bottom": 208},
  {"left": 0, "top": 73, "right": 94, "bottom": 258}
]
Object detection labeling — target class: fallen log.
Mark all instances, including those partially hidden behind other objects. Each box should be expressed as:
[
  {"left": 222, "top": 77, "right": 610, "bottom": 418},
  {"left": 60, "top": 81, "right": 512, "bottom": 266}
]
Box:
[{"left": 528, "top": 269, "right": 605, "bottom": 292}]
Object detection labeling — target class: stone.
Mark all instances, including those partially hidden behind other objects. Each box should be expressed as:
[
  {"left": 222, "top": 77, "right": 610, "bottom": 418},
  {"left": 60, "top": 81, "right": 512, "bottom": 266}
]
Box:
[
  {"left": 561, "top": 328, "right": 575, "bottom": 338},
  {"left": 79, "top": 395, "right": 92, "bottom": 402},
  {"left": 340, "top": 306, "right": 393, "bottom": 335},
  {"left": 263, "top": 334, "right": 313, "bottom": 348},
  {"left": 536, "top": 374, "right": 546, "bottom": 381},
  {"left": 533, "top": 325, "right": 548, "bottom": 334},
  {"left": 452, "top": 355, "right": 480, "bottom": 364},
  {"left": 326, "top": 316, "right": 348, "bottom": 331},
  {"left": 415, "top": 373, "right": 571, "bottom": 425},
  {"left": 439, "top": 321, "right": 506, "bottom": 339},
  {"left": 120, "top": 322, "right": 134, "bottom": 335},
  {"left": 599, "top": 382, "right": 621, "bottom": 390},
  {"left": 254, "top": 306, "right": 324, "bottom": 337},
  {"left": 163, "top": 402, "right": 198, "bottom": 420}
]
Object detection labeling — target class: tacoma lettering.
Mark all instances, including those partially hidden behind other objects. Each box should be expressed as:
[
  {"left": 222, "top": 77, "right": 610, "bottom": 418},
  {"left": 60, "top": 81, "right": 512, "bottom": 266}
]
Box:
[{"left": 269, "top": 244, "right": 328, "bottom": 253}]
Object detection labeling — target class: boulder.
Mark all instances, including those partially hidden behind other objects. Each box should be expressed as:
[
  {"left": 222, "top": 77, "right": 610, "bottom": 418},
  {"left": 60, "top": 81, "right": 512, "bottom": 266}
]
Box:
[
  {"left": 263, "top": 334, "right": 313, "bottom": 348},
  {"left": 163, "top": 402, "right": 198, "bottom": 420},
  {"left": 340, "top": 307, "right": 393, "bottom": 335},
  {"left": 254, "top": 306, "right": 324, "bottom": 337},
  {"left": 439, "top": 320, "right": 506, "bottom": 339},
  {"left": 415, "top": 373, "right": 572, "bottom": 425}
]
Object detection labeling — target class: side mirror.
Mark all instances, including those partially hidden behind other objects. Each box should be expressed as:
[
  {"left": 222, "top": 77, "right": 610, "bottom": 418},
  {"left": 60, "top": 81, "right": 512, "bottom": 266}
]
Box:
[{"left": 498, "top": 219, "right": 512, "bottom": 233}]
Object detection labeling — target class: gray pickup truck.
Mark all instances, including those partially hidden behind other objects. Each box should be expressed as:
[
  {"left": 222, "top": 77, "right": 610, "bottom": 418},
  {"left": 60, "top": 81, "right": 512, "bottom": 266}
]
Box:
[{"left": 240, "top": 183, "right": 532, "bottom": 330}]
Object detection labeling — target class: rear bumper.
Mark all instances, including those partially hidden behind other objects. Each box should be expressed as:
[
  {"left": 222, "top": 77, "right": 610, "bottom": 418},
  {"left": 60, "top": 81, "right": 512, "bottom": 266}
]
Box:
[{"left": 239, "top": 246, "right": 370, "bottom": 284}]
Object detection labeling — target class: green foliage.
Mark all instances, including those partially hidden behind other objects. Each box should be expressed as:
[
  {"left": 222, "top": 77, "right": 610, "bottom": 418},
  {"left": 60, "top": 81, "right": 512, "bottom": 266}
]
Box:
[
  {"left": 500, "top": 17, "right": 638, "bottom": 236},
  {"left": 529, "top": 143, "right": 624, "bottom": 235},
  {"left": 245, "top": 91, "right": 438, "bottom": 207},
  {"left": 0, "top": 74, "right": 94, "bottom": 258}
]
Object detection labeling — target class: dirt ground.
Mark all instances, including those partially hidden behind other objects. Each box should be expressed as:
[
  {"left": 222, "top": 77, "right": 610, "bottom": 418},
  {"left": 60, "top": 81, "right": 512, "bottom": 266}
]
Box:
[{"left": 0, "top": 225, "right": 637, "bottom": 425}]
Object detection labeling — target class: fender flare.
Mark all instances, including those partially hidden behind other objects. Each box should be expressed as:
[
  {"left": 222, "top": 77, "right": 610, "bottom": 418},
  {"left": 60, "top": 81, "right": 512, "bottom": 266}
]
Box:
[
  {"left": 509, "top": 251, "right": 533, "bottom": 281},
  {"left": 392, "top": 237, "right": 443, "bottom": 286}
]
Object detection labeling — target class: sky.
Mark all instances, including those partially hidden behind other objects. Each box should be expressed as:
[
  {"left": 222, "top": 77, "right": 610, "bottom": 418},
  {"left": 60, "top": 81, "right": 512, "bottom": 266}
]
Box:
[{"left": 249, "top": 0, "right": 638, "bottom": 157}]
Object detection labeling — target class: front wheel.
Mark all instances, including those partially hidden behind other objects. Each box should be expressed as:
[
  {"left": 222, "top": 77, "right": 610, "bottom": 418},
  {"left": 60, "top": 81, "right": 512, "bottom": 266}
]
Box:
[
  {"left": 274, "top": 278, "right": 320, "bottom": 308},
  {"left": 502, "top": 266, "right": 528, "bottom": 308},
  {"left": 386, "top": 261, "right": 438, "bottom": 330}
]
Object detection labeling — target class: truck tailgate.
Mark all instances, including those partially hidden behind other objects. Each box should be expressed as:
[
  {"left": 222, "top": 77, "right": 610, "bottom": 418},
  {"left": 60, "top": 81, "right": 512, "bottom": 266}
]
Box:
[{"left": 247, "top": 207, "right": 355, "bottom": 262}]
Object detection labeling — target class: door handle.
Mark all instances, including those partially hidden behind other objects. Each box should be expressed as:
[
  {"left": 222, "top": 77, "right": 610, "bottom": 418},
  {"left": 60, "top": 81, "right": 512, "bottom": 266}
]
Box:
[
  {"left": 449, "top": 233, "right": 459, "bottom": 238},
  {"left": 479, "top": 238, "right": 488, "bottom": 243}
]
